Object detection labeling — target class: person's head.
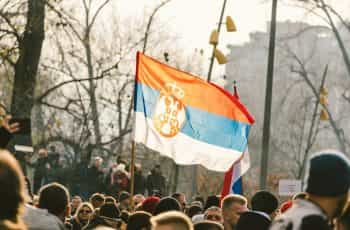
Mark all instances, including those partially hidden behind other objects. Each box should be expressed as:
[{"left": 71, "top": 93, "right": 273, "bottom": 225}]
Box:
[
  {"left": 172, "top": 193, "right": 186, "bottom": 211},
  {"left": 0, "top": 150, "right": 26, "bottom": 227},
  {"left": 133, "top": 194, "right": 145, "bottom": 207},
  {"left": 49, "top": 146, "right": 56, "bottom": 153},
  {"left": 119, "top": 191, "right": 131, "bottom": 207},
  {"left": 235, "top": 211, "right": 271, "bottom": 230},
  {"left": 154, "top": 197, "right": 182, "bottom": 215},
  {"left": 151, "top": 211, "right": 193, "bottom": 230},
  {"left": 337, "top": 202, "right": 350, "bottom": 230},
  {"left": 38, "top": 148, "right": 48, "bottom": 158},
  {"left": 90, "top": 193, "right": 105, "bottom": 209},
  {"left": 117, "top": 156, "right": 126, "bottom": 165},
  {"left": 105, "top": 196, "right": 117, "bottom": 205},
  {"left": 141, "top": 196, "right": 160, "bottom": 215},
  {"left": 154, "top": 164, "right": 161, "bottom": 174},
  {"left": 99, "top": 202, "right": 120, "bottom": 219},
  {"left": 251, "top": 190, "right": 279, "bottom": 219},
  {"left": 221, "top": 194, "right": 248, "bottom": 228},
  {"left": 204, "top": 195, "right": 220, "bottom": 210},
  {"left": 75, "top": 202, "right": 93, "bottom": 223},
  {"left": 305, "top": 150, "right": 350, "bottom": 218},
  {"left": 204, "top": 206, "right": 223, "bottom": 223},
  {"left": 186, "top": 205, "right": 202, "bottom": 218},
  {"left": 71, "top": 195, "right": 82, "bottom": 212},
  {"left": 193, "top": 196, "right": 205, "bottom": 208},
  {"left": 127, "top": 211, "right": 151, "bottom": 230},
  {"left": 93, "top": 156, "right": 103, "bottom": 168},
  {"left": 38, "top": 182, "right": 70, "bottom": 221},
  {"left": 194, "top": 221, "right": 224, "bottom": 230},
  {"left": 135, "top": 163, "right": 142, "bottom": 173}
]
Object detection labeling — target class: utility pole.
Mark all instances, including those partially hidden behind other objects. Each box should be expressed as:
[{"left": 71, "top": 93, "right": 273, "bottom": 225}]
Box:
[{"left": 260, "top": 0, "right": 278, "bottom": 190}]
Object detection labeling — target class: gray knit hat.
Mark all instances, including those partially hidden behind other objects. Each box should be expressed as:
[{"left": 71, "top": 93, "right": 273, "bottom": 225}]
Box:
[{"left": 305, "top": 150, "right": 350, "bottom": 197}]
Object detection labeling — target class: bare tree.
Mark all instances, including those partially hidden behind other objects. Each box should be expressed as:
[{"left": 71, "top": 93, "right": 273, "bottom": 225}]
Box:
[{"left": 0, "top": 0, "right": 45, "bottom": 118}]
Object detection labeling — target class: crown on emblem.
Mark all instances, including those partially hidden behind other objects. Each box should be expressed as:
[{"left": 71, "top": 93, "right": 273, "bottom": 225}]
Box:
[{"left": 165, "top": 82, "right": 185, "bottom": 99}]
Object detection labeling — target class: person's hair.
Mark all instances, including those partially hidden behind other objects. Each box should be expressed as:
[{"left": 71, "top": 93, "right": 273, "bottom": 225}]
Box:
[
  {"left": 154, "top": 197, "right": 181, "bottom": 215},
  {"left": 127, "top": 211, "right": 152, "bottom": 230},
  {"left": 94, "top": 156, "right": 103, "bottom": 162},
  {"left": 194, "top": 220, "right": 224, "bottom": 230},
  {"left": 205, "top": 206, "right": 221, "bottom": 214},
  {"left": 38, "top": 182, "right": 70, "bottom": 217},
  {"left": 151, "top": 211, "right": 193, "bottom": 230},
  {"left": 172, "top": 193, "right": 184, "bottom": 200},
  {"left": 251, "top": 191, "right": 279, "bottom": 215},
  {"left": 119, "top": 191, "right": 130, "bottom": 202},
  {"left": 90, "top": 193, "right": 105, "bottom": 203},
  {"left": 339, "top": 202, "right": 350, "bottom": 229},
  {"left": 193, "top": 196, "right": 205, "bottom": 207},
  {"left": 221, "top": 194, "right": 247, "bottom": 210},
  {"left": 75, "top": 202, "right": 94, "bottom": 218},
  {"left": 105, "top": 196, "right": 117, "bottom": 204},
  {"left": 0, "top": 150, "right": 26, "bottom": 229},
  {"left": 187, "top": 205, "right": 202, "bottom": 218},
  {"left": 205, "top": 195, "right": 220, "bottom": 210}
]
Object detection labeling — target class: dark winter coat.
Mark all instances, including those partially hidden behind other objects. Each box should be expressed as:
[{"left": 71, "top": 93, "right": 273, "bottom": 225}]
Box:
[
  {"left": 87, "top": 166, "right": 104, "bottom": 194},
  {"left": 0, "top": 127, "right": 12, "bottom": 148},
  {"left": 134, "top": 171, "right": 146, "bottom": 195},
  {"left": 147, "top": 170, "right": 166, "bottom": 196}
]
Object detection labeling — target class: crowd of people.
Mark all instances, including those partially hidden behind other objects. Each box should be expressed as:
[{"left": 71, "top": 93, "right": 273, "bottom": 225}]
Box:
[
  {"left": 29, "top": 149, "right": 166, "bottom": 201},
  {"left": 2, "top": 118, "right": 350, "bottom": 230}
]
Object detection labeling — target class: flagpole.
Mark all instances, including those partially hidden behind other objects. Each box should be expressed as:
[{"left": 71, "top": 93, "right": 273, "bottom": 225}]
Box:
[
  {"left": 129, "top": 141, "right": 136, "bottom": 208},
  {"left": 260, "top": 0, "right": 278, "bottom": 190},
  {"left": 129, "top": 52, "right": 140, "bottom": 209}
]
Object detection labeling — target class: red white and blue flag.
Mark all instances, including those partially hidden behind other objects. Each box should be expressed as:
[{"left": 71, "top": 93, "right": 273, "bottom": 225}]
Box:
[
  {"left": 133, "top": 52, "right": 254, "bottom": 172},
  {"left": 221, "top": 148, "right": 250, "bottom": 196}
]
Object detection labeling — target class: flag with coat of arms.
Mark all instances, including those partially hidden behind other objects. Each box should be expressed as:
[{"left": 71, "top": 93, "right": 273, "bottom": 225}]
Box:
[{"left": 133, "top": 52, "right": 254, "bottom": 172}]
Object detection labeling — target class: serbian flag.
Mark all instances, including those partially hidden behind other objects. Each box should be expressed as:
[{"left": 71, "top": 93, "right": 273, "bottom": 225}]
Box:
[
  {"left": 133, "top": 52, "right": 254, "bottom": 172},
  {"left": 221, "top": 148, "right": 250, "bottom": 196}
]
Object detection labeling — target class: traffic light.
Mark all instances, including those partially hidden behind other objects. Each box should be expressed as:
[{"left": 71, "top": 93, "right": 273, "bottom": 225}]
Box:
[
  {"left": 320, "top": 87, "right": 329, "bottom": 121},
  {"left": 226, "top": 16, "right": 237, "bottom": 32},
  {"left": 209, "top": 30, "right": 219, "bottom": 45}
]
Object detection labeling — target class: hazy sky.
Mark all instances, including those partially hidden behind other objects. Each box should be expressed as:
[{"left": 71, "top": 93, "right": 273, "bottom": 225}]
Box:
[
  {"left": 117, "top": 0, "right": 349, "bottom": 47},
  {"left": 114, "top": 0, "right": 349, "bottom": 78}
]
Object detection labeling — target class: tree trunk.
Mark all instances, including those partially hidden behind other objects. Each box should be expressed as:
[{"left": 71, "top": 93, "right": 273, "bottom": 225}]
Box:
[
  {"left": 11, "top": 0, "right": 45, "bottom": 118},
  {"left": 84, "top": 34, "right": 102, "bottom": 145}
]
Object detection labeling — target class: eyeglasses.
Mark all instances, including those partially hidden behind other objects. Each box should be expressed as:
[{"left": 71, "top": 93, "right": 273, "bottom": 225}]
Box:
[{"left": 79, "top": 209, "right": 92, "bottom": 214}]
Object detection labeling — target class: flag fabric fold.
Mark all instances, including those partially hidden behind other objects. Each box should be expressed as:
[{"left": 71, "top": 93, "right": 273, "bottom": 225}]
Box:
[
  {"left": 221, "top": 148, "right": 250, "bottom": 196},
  {"left": 133, "top": 52, "right": 254, "bottom": 172}
]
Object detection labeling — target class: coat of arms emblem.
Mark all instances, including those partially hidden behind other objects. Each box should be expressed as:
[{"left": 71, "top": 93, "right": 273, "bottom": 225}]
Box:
[{"left": 153, "top": 82, "right": 186, "bottom": 137}]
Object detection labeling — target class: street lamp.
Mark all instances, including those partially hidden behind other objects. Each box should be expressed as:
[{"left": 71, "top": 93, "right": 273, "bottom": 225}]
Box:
[{"left": 207, "top": 0, "right": 237, "bottom": 82}]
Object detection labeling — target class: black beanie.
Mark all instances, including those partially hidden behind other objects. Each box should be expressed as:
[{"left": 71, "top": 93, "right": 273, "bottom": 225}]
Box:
[
  {"left": 306, "top": 151, "right": 350, "bottom": 197},
  {"left": 99, "top": 202, "right": 120, "bottom": 219},
  {"left": 236, "top": 211, "right": 271, "bottom": 230},
  {"left": 154, "top": 197, "right": 181, "bottom": 215}
]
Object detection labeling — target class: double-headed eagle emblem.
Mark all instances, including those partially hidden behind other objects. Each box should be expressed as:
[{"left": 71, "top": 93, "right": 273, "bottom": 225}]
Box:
[{"left": 153, "top": 82, "right": 186, "bottom": 137}]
